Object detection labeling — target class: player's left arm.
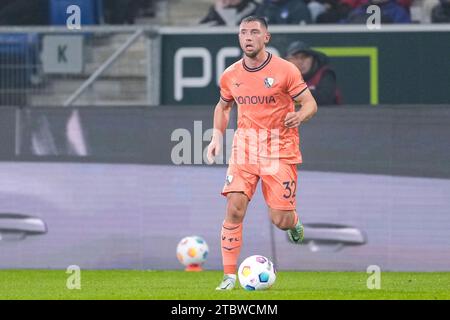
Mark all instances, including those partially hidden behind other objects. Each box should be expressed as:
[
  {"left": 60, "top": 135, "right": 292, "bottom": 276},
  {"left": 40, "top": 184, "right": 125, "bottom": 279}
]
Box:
[{"left": 284, "top": 88, "right": 318, "bottom": 128}]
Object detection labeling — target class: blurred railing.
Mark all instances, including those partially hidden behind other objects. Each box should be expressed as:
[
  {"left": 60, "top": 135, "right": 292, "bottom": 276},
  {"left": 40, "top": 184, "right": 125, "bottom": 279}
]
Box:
[{"left": 0, "top": 26, "right": 160, "bottom": 107}]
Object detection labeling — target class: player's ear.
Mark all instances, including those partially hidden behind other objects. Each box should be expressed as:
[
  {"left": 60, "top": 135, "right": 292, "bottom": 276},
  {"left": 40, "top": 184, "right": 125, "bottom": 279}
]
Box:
[{"left": 264, "top": 32, "right": 271, "bottom": 44}]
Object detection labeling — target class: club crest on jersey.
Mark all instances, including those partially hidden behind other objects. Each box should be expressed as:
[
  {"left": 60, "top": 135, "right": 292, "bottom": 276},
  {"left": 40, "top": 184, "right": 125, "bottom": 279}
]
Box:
[
  {"left": 264, "top": 77, "right": 274, "bottom": 88},
  {"left": 226, "top": 175, "right": 233, "bottom": 185}
]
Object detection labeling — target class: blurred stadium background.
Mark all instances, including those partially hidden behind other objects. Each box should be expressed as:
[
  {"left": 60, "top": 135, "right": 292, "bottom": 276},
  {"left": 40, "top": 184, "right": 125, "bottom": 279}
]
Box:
[{"left": 0, "top": 0, "right": 449, "bottom": 273}]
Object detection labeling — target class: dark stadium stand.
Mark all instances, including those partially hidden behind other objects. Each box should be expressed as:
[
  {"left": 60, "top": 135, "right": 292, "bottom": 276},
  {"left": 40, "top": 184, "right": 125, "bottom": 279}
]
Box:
[
  {"left": 49, "top": 0, "right": 103, "bottom": 25},
  {"left": 0, "top": 33, "right": 39, "bottom": 106}
]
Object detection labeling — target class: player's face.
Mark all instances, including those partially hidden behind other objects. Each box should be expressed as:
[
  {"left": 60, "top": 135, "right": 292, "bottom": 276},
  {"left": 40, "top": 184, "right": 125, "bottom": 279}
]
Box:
[
  {"left": 287, "top": 53, "right": 313, "bottom": 74},
  {"left": 238, "top": 21, "right": 270, "bottom": 58}
]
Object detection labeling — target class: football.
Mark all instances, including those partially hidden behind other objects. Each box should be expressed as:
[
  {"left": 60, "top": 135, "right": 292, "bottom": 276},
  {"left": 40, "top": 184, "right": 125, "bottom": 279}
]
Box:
[
  {"left": 176, "top": 236, "right": 209, "bottom": 271},
  {"left": 238, "top": 255, "right": 276, "bottom": 290}
]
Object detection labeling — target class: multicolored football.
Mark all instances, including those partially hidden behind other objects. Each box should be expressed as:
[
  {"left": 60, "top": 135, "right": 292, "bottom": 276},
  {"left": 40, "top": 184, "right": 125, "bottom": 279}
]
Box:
[
  {"left": 176, "top": 236, "right": 209, "bottom": 271},
  {"left": 238, "top": 255, "right": 276, "bottom": 290}
]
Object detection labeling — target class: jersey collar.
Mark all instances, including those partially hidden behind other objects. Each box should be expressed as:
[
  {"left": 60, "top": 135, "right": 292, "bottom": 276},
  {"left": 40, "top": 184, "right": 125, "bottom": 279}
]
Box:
[{"left": 242, "top": 52, "right": 272, "bottom": 73}]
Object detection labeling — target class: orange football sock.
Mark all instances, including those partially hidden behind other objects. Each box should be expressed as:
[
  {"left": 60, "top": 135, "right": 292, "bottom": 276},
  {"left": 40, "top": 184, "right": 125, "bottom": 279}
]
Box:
[{"left": 221, "top": 221, "right": 243, "bottom": 274}]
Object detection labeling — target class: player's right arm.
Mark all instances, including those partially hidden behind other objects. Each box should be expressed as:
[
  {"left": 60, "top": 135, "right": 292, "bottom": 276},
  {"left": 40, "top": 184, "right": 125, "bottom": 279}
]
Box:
[{"left": 207, "top": 97, "right": 234, "bottom": 164}]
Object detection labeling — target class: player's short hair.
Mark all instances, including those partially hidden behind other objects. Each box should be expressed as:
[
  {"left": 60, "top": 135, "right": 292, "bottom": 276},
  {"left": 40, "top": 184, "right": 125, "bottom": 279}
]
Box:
[{"left": 240, "top": 16, "right": 268, "bottom": 29}]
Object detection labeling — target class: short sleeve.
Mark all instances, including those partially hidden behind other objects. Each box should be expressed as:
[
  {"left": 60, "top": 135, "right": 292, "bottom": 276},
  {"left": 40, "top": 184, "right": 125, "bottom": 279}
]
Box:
[
  {"left": 286, "top": 63, "right": 308, "bottom": 99},
  {"left": 219, "top": 73, "right": 234, "bottom": 102}
]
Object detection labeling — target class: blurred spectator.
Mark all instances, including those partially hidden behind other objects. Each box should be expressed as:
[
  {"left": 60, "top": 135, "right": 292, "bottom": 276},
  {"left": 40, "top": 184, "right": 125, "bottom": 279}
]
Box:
[
  {"left": 345, "top": 0, "right": 411, "bottom": 23},
  {"left": 306, "top": 1, "right": 328, "bottom": 22},
  {"left": 200, "top": 0, "right": 259, "bottom": 26},
  {"left": 340, "top": 0, "right": 366, "bottom": 7},
  {"left": 315, "top": 0, "right": 353, "bottom": 23},
  {"left": 104, "top": 0, "right": 156, "bottom": 24},
  {"left": 396, "top": 0, "right": 413, "bottom": 11},
  {"left": 432, "top": 0, "right": 450, "bottom": 22},
  {"left": 412, "top": 0, "right": 439, "bottom": 23},
  {"left": 325, "top": 0, "right": 411, "bottom": 11},
  {"left": 0, "top": 0, "right": 49, "bottom": 25},
  {"left": 316, "top": 0, "right": 412, "bottom": 23},
  {"left": 420, "top": 0, "right": 439, "bottom": 23},
  {"left": 286, "top": 41, "right": 341, "bottom": 105},
  {"left": 256, "top": 0, "right": 312, "bottom": 24}
]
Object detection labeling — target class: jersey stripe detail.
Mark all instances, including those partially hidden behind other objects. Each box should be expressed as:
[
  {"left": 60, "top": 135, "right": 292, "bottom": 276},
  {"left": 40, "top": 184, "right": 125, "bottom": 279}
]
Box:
[
  {"left": 221, "top": 95, "right": 234, "bottom": 102},
  {"left": 222, "top": 225, "right": 240, "bottom": 231},
  {"left": 242, "top": 52, "right": 272, "bottom": 72},
  {"left": 291, "top": 87, "right": 308, "bottom": 99}
]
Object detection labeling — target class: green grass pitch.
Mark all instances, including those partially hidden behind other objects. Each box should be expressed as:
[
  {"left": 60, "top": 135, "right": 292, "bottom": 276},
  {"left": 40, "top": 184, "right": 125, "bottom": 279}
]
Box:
[{"left": 0, "top": 270, "right": 449, "bottom": 300}]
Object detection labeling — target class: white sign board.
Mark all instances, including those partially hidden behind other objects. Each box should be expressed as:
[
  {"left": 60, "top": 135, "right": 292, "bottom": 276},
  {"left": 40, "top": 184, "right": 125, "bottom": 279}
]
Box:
[{"left": 42, "top": 35, "right": 84, "bottom": 74}]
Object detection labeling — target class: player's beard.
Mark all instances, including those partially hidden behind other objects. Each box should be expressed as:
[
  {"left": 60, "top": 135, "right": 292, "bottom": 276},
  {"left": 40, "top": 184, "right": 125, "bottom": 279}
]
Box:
[{"left": 244, "top": 47, "right": 261, "bottom": 58}]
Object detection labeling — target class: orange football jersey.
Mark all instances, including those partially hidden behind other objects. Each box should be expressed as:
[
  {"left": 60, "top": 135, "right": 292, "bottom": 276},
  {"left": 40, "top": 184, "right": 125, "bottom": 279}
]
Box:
[{"left": 220, "top": 52, "right": 307, "bottom": 164}]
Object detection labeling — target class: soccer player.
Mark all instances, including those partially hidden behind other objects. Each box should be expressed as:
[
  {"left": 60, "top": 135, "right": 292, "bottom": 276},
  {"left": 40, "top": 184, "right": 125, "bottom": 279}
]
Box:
[{"left": 206, "top": 16, "right": 318, "bottom": 290}]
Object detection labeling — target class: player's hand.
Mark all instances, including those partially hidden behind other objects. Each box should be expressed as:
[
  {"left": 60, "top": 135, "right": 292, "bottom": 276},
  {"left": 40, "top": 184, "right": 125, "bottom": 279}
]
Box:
[
  {"left": 284, "top": 111, "right": 302, "bottom": 128},
  {"left": 207, "top": 138, "right": 221, "bottom": 164}
]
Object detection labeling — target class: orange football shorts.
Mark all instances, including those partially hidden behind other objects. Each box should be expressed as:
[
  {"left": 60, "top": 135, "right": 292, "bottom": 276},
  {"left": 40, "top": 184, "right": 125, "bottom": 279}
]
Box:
[{"left": 221, "top": 162, "right": 298, "bottom": 210}]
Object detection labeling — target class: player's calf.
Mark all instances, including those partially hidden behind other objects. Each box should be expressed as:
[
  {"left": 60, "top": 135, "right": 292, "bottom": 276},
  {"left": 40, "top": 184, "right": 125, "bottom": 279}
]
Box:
[
  {"left": 269, "top": 208, "right": 297, "bottom": 230},
  {"left": 270, "top": 213, "right": 294, "bottom": 230},
  {"left": 287, "top": 214, "right": 304, "bottom": 244}
]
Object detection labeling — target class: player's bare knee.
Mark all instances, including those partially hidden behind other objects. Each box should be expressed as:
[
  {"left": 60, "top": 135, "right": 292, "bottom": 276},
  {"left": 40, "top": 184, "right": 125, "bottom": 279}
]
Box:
[
  {"left": 226, "top": 202, "right": 245, "bottom": 222},
  {"left": 225, "top": 193, "right": 247, "bottom": 223}
]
